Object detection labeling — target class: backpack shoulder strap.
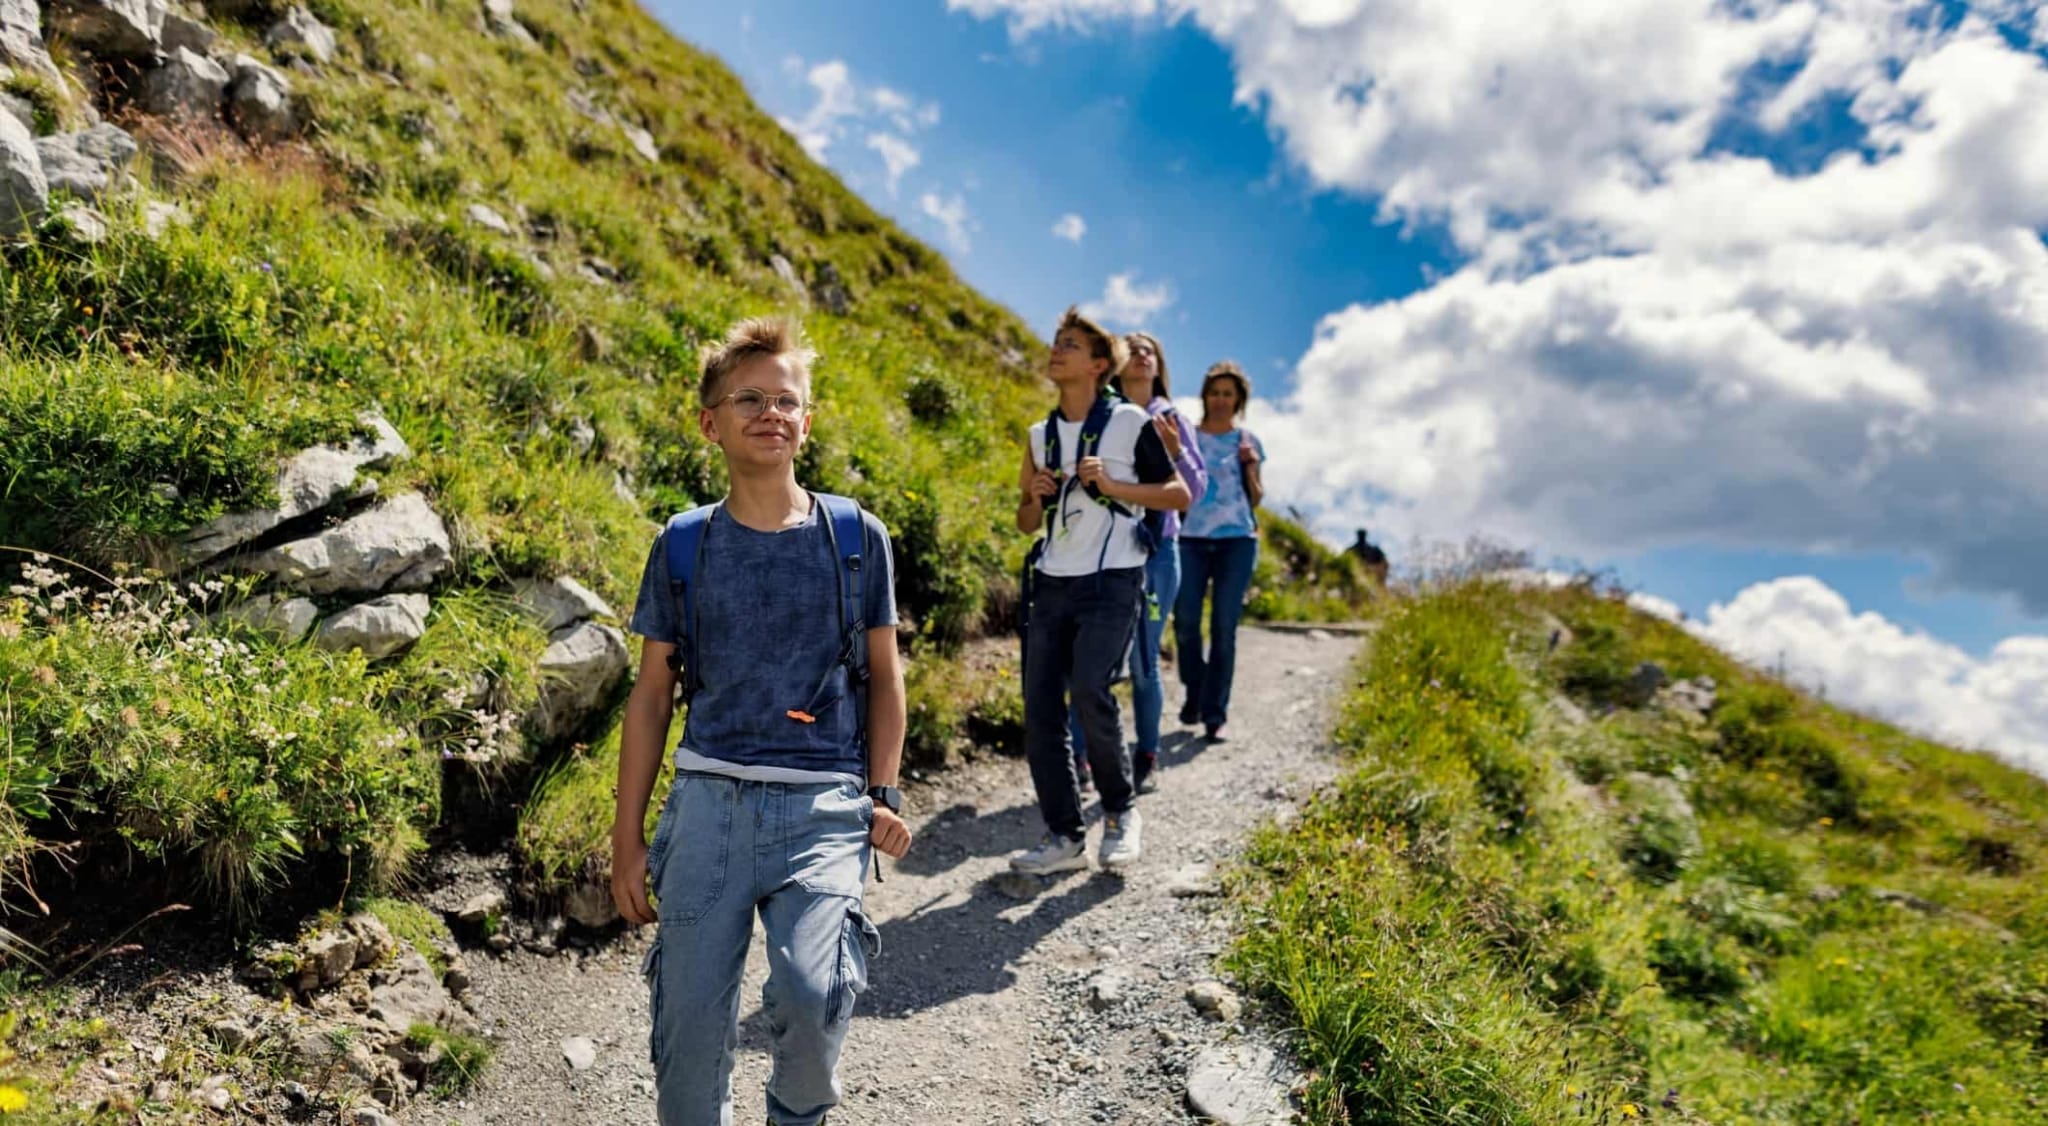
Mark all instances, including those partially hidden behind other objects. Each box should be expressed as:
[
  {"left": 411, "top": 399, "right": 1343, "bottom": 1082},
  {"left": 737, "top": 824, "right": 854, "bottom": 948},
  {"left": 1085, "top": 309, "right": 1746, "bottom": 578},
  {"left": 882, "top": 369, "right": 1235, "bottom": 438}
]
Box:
[
  {"left": 663, "top": 503, "right": 719, "bottom": 697},
  {"left": 814, "top": 493, "right": 871, "bottom": 751}
]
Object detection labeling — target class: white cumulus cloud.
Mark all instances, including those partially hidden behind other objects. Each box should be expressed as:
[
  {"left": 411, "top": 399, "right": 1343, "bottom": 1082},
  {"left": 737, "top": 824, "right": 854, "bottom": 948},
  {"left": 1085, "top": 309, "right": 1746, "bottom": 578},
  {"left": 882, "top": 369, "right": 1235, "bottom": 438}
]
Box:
[
  {"left": 1081, "top": 270, "right": 1175, "bottom": 327},
  {"left": 777, "top": 58, "right": 942, "bottom": 188},
  {"left": 1052, "top": 212, "right": 1088, "bottom": 242},
  {"left": 1693, "top": 577, "right": 2048, "bottom": 775},
  {"left": 919, "top": 192, "right": 977, "bottom": 253},
  {"left": 865, "top": 132, "right": 922, "bottom": 195},
  {"left": 956, "top": 0, "right": 2048, "bottom": 620}
]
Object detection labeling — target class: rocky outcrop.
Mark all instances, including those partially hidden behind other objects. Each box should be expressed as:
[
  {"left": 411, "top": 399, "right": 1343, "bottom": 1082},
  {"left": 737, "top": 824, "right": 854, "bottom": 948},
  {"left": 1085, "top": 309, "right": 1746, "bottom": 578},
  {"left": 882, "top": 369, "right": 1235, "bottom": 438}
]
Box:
[
  {"left": 217, "top": 592, "right": 319, "bottom": 643},
  {"left": 139, "top": 46, "right": 229, "bottom": 122},
  {"left": 237, "top": 492, "right": 453, "bottom": 595},
  {"left": 241, "top": 912, "right": 477, "bottom": 1111},
  {"left": 227, "top": 55, "right": 295, "bottom": 142},
  {"left": 512, "top": 575, "right": 613, "bottom": 633},
  {"left": 34, "top": 123, "right": 138, "bottom": 201},
  {"left": 481, "top": 0, "right": 534, "bottom": 45},
  {"left": 530, "top": 621, "right": 628, "bottom": 740},
  {"left": 159, "top": 10, "right": 216, "bottom": 54},
  {"left": 315, "top": 593, "right": 431, "bottom": 660},
  {"left": 0, "top": 111, "right": 47, "bottom": 236},
  {"left": 464, "top": 201, "right": 511, "bottom": 235},
  {"left": 179, "top": 410, "right": 411, "bottom": 567},
  {"left": 0, "top": 0, "right": 58, "bottom": 82},
  {"left": 264, "top": 6, "right": 337, "bottom": 64},
  {"left": 46, "top": 0, "right": 168, "bottom": 59}
]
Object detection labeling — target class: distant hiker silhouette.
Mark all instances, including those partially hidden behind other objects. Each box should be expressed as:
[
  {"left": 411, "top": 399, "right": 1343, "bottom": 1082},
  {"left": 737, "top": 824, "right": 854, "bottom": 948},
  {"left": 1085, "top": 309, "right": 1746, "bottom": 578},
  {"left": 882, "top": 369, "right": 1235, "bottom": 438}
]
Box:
[{"left": 1348, "top": 528, "right": 1389, "bottom": 586}]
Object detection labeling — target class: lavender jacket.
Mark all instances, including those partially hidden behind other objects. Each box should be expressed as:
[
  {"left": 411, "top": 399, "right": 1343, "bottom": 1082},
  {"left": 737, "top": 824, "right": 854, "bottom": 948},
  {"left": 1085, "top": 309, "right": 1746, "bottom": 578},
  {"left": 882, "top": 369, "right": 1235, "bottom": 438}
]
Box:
[{"left": 1145, "top": 398, "right": 1207, "bottom": 541}]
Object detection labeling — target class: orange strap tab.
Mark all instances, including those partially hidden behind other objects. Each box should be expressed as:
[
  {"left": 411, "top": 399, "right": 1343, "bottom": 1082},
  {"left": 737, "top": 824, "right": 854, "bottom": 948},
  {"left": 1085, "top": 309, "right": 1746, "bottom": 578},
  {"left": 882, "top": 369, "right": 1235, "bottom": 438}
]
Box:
[{"left": 786, "top": 709, "right": 817, "bottom": 724}]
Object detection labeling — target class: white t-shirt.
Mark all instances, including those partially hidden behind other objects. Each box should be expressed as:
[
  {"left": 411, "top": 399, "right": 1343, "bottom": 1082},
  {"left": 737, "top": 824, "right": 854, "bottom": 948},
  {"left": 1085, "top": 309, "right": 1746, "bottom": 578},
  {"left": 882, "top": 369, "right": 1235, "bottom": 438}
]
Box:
[{"left": 1029, "top": 402, "right": 1163, "bottom": 576}]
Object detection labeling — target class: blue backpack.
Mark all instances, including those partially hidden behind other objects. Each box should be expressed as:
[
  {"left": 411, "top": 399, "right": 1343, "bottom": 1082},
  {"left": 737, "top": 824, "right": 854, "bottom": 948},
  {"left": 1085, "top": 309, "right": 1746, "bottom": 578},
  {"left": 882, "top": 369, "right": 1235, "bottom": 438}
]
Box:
[{"left": 662, "top": 492, "right": 871, "bottom": 748}]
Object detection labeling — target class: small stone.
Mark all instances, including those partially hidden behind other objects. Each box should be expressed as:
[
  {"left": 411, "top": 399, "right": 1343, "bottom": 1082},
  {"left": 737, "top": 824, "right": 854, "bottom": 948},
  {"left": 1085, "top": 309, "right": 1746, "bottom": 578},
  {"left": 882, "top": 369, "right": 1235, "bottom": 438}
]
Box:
[
  {"left": 207, "top": 1018, "right": 255, "bottom": 1051},
  {"left": 455, "top": 889, "right": 506, "bottom": 925},
  {"left": 485, "top": 932, "right": 514, "bottom": 953},
  {"left": 1185, "top": 980, "right": 1242, "bottom": 1022},
  {"left": 560, "top": 1035, "right": 597, "bottom": 1071},
  {"left": 265, "top": 6, "right": 337, "bottom": 64},
  {"left": 1166, "top": 863, "right": 1222, "bottom": 898},
  {"left": 143, "top": 200, "right": 190, "bottom": 238},
  {"left": 620, "top": 121, "right": 658, "bottom": 163},
  {"left": 1185, "top": 1043, "right": 1295, "bottom": 1125},
  {"left": 991, "top": 870, "right": 1043, "bottom": 901},
  {"left": 350, "top": 1108, "right": 399, "bottom": 1126},
  {"left": 632, "top": 1078, "right": 655, "bottom": 1096},
  {"left": 49, "top": 204, "right": 109, "bottom": 244},
  {"left": 465, "top": 202, "right": 512, "bottom": 235},
  {"left": 280, "top": 1080, "right": 309, "bottom": 1104},
  {"left": 1306, "top": 628, "right": 1332, "bottom": 641},
  {"left": 227, "top": 54, "right": 296, "bottom": 142},
  {"left": 1086, "top": 970, "right": 1129, "bottom": 1012}
]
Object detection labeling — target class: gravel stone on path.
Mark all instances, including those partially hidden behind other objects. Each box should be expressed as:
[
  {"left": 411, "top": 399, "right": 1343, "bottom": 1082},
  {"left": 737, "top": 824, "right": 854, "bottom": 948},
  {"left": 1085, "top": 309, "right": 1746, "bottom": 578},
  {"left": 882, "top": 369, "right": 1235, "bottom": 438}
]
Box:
[{"left": 408, "top": 626, "right": 1357, "bottom": 1124}]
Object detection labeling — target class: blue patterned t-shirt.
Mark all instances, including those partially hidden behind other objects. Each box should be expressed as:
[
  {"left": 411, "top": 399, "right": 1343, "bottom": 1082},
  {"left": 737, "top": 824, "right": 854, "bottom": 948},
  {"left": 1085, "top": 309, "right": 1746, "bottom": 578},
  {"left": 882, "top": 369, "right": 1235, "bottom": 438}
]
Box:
[{"left": 1181, "top": 427, "right": 1265, "bottom": 540}]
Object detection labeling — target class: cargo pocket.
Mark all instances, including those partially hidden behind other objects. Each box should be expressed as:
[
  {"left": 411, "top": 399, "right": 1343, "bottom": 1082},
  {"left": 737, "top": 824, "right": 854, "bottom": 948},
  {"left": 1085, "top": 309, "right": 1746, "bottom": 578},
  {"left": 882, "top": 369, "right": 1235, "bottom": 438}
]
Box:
[
  {"left": 825, "top": 904, "right": 882, "bottom": 1026},
  {"left": 640, "top": 937, "right": 665, "bottom": 1065}
]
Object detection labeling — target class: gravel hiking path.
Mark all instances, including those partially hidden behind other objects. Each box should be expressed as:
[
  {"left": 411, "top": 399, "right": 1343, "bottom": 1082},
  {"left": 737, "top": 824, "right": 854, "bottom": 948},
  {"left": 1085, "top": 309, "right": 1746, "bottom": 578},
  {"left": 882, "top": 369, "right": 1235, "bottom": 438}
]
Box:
[{"left": 415, "top": 626, "right": 1363, "bottom": 1125}]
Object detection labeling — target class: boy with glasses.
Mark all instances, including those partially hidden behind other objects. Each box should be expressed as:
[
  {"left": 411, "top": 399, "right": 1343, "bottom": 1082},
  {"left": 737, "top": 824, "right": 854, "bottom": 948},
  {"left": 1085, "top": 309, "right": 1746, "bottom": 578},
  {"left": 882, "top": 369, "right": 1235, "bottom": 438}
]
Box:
[
  {"left": 1011, "top": 307, "right": 1190, "bottom": 874},
  {"left": 612, "top": 317, "right": 913, "bottom": 1126}
]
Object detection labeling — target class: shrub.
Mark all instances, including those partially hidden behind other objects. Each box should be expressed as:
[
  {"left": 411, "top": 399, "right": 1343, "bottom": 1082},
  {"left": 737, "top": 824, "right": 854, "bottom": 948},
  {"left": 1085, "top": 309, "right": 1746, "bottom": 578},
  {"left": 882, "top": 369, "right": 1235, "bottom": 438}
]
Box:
[
  {"left": 0, "top": 562, "right": 437, "bottom": 917},
  {"left": 403, "top": 1022, "right": 494, "bottom": 1096},
  {"left": 1612, "top": 772, "right": 1702, "bottom": 883},
  {"left": 1648, "top": 925, "right": 1747, "bottom": 1001}
]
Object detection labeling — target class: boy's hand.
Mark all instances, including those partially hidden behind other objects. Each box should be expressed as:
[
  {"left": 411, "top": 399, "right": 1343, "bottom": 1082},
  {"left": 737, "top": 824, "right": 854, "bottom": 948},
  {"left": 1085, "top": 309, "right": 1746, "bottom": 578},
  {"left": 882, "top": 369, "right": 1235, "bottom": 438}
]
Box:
[
  {"left": 1026, "top": 469, "right": 1059, "bottom": 502},
  {"left": 1076, "top": 456, "right": 1108, "bottom": 488},
  {"left": 870, "top": 808, "right": 913, "bottom": 859},
  {"left": 611, "top": 827, "right": 656, "bottom": 925}
]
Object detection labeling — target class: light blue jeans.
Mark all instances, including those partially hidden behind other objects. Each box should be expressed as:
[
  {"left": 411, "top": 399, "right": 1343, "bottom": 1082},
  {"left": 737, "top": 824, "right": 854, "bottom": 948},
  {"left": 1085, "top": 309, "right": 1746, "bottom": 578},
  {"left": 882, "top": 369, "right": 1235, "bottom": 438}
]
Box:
[
  {"left": 1070, "top": 543, "right": 1181, "bottom": 761},
  {"left": 1175, "top": 535, "right": 1260, "bottom": 729},
  {"left": 642, "top": 773, "right": 879, "bottom": 1126}
]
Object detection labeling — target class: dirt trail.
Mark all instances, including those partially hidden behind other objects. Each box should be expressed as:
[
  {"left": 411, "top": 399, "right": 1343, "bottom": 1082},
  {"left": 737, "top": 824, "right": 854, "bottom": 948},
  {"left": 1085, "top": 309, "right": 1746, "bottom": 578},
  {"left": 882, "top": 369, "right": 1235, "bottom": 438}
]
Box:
[{"left": 416, "top": 626, "right": 1362, "bottom": 1125}]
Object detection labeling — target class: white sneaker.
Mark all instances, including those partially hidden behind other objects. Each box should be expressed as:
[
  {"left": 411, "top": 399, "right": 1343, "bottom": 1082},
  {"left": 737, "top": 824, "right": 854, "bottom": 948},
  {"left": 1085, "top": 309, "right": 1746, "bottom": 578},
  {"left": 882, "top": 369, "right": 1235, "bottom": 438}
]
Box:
[
  {"left": 1099, "top": 809, "right": 1143, "bottom": 868},
  {"left": 1010, "top": 834, "right": 1088, "bottom": 875}
]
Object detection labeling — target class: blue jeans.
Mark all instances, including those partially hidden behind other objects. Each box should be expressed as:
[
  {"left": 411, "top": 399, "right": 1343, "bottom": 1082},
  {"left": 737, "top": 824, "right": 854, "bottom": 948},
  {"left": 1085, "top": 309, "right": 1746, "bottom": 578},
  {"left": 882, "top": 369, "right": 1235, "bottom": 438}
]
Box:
[
  {"left": 1174, "top": 536, "right": 1260, "bottom": 729},
  {"left": 643, "top": 773, "right": 879, "bottom": 1126},
  {"left": 1072, "top": 546, "right": 1180, "bottom": 761}
]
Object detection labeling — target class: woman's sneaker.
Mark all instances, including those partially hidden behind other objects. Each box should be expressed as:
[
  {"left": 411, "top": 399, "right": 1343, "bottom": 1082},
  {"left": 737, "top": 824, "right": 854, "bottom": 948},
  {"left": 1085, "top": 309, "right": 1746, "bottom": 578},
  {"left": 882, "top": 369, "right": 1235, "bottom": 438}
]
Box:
[
  {"left": 1133, "top": 752, "right": 1159, "bottom": 794},
  {"left": 1010, "top": 834, "right": 1088, "bottom": 875},
  {"left": 1099, "top": 809, "right": 1144, "bottom": 868}
]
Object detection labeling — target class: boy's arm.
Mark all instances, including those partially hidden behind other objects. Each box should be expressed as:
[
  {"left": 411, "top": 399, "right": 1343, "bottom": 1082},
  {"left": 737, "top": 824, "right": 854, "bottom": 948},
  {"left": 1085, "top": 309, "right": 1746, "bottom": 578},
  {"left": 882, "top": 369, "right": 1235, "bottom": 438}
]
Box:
[
  {"left": 1017, "top": 443, "right": 1053, "bottom": 534},
  {"left": 611, "top": 639, "right": 677, "bottom": 925},
  {"left": 864, "top": 626, "right": 912, "bottom": 858}
]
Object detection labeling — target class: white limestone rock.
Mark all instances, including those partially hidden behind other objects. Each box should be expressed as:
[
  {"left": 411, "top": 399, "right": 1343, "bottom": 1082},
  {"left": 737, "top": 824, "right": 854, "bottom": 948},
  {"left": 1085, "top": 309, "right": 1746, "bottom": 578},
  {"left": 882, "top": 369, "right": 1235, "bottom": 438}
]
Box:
[{"left": 236, "top": 492, "right": 452, "bottom": 595}]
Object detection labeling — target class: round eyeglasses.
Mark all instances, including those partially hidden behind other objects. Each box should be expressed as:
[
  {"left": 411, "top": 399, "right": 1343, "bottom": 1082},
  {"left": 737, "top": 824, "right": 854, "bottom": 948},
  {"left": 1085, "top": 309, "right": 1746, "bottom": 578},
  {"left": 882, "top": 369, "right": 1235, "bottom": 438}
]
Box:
[{"left": 711, "top": 387, "right": 810, "bottom": 419}]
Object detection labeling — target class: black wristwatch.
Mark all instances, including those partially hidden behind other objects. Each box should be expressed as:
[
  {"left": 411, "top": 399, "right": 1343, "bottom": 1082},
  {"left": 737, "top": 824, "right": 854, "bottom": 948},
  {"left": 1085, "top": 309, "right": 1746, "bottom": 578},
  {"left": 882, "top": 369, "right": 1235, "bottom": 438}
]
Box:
[{"left": 867, "top": 785, "right": 903, "bottom": 814}]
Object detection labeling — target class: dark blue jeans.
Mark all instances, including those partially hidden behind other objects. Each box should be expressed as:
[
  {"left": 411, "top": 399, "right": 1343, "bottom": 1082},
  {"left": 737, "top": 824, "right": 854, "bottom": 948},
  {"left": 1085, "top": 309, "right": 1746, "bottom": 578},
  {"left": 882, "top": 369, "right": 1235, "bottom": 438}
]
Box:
[
  {"left": 1174, "top": 536, "right": 1259, "bottom": 729},
  {"left": 1070, "top": 543, "right": 1181, "bottom": 760},
  {"left": 1026, "top": 568, "right": 1142, "bottom": 838}
]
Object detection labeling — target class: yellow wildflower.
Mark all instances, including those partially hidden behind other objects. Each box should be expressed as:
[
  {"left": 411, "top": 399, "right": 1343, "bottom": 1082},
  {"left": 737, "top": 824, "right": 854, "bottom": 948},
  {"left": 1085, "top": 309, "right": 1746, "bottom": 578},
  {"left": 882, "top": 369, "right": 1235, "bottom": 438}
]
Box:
[{"left": 0, "top": 1084, "right": 28, "bottom": 1112}]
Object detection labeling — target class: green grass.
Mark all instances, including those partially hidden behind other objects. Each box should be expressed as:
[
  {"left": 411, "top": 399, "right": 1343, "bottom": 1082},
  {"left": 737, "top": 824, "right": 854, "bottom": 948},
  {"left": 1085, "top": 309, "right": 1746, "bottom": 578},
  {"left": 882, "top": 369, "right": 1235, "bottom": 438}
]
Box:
[
  {"left": 403, "top": 1022, "right": 493, "bottom": 1096},
  {"left": 1232, "top": 580, "right": 2048, "bottom": 1124}
]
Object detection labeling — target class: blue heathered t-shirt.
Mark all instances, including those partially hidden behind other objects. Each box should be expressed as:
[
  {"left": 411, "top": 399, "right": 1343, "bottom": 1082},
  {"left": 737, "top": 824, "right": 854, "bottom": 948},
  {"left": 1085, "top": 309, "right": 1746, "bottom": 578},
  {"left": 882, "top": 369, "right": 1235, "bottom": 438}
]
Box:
[
  {"left": 1182, "top": 428, "right": 1266, "bottom": 540},
  {"left": 628, "top": 499, "right": 897, "bottom": 778}
]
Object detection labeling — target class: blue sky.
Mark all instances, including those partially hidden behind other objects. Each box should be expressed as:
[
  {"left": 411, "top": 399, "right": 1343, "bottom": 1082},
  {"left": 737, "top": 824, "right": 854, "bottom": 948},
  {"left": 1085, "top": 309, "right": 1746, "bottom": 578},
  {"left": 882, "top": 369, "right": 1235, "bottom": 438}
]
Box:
[{"left": 653, "top": 1, "right": 2048, "bottom": 766}]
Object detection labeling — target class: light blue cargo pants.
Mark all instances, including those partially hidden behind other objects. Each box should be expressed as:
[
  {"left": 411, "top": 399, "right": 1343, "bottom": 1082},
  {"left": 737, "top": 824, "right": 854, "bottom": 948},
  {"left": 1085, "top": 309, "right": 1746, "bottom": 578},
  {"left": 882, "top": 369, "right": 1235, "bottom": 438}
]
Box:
[{"left": 642, "top": 773, "right": 880, "bottom": 1126}]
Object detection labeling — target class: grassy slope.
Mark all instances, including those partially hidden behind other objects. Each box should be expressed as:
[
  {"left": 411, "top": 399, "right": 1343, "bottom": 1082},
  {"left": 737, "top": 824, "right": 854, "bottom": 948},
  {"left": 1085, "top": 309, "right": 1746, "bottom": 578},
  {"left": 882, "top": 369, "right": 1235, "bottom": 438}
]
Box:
[{"left": 1233, "top": 580, "right": 2048, "bottom": 1124}]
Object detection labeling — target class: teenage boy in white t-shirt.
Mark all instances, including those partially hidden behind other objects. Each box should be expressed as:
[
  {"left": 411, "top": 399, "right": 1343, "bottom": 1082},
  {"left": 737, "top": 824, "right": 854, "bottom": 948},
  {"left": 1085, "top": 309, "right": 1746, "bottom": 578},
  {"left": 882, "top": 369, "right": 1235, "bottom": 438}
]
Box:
[{"left": 1010, "top": 307, "right": 1190, "bottom": 874}]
